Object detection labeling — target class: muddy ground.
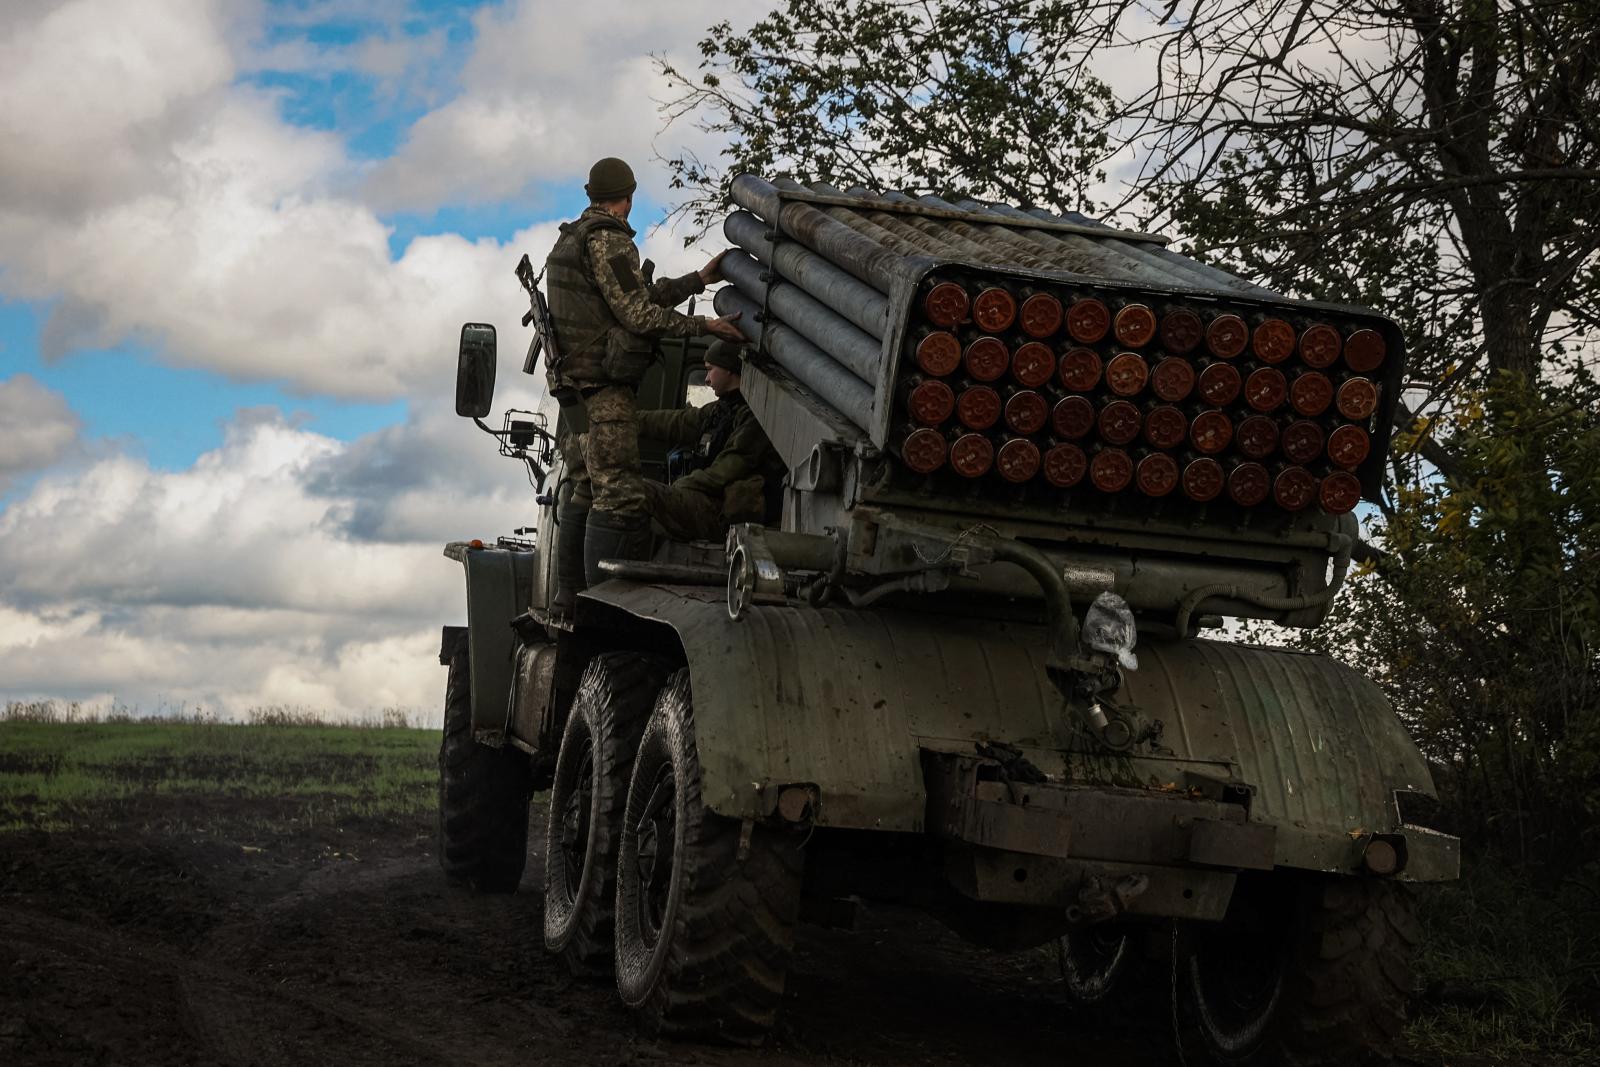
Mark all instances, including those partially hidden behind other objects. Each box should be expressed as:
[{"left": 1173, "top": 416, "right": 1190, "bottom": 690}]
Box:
[{"left": 0, "top": 788, "right": 1184, "bottom": 1067}]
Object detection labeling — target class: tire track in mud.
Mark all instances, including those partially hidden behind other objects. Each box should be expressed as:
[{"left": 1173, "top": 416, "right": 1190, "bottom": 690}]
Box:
[
  {"left": 175, "top": 852, "right": 465, "bottom": 1066},
  {"left": 3, "top": 905, "right": 458, "bottom": 1066},
  {"left": 4, "top": 818, "right": 1168, "bottom": 1067}
]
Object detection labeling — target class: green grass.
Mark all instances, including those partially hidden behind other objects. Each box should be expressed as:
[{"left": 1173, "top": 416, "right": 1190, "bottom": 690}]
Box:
[
  {"left": 1407, "top": 860, "right": 1600, "bottom": 1065},
  {"left": 0, "top": 721, "right": 438, "bottom": 835}
]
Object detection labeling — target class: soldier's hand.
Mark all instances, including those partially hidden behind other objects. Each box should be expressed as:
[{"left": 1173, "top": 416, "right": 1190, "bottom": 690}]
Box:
[
  {"left": 698, "top": 250, "right": 731, "bottom": 285},
  {"left": 706, "top": 312, "right": 745, "bottom": 343}
]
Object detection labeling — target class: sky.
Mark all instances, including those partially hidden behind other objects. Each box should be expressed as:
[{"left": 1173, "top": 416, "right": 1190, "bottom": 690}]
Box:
[{"left": 0, "top": 0, "right": 762, "bottom": 722}]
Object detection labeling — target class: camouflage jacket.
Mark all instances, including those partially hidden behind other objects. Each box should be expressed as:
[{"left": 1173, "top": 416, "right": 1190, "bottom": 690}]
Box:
[
  {"left": 637, "top": 391, "right": 784, "bottom": 499},
  {"left": 544, "top": 206, "right": 707, "bottom": 390}
]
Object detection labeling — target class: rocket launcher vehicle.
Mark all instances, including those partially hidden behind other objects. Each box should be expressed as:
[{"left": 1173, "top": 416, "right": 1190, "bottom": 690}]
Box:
[{"left": 713, "top": 176, "right": 1407, "bottom": 634}]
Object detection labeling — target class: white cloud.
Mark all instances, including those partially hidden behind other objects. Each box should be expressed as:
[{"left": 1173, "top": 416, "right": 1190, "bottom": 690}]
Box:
[
  {"left": 0, "top": 405, "right": 544, "bottom": 721},
  {"left": 364, "top": 0, "right": 769, "bottom": 212},
  {"left": 0, "top": 1, "right": 738, "bottom": 720},
  {"left": 0, "top": 375, "right": 82, "bottom": 490},
  {"left": 0, "top": 1, "right": 542, "bottom": 401},
  {"left": 0, "top": 1, "right": 739, "bottom": 401}
]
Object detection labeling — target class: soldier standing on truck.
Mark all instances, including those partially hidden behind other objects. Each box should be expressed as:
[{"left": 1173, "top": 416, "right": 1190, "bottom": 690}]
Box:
[{"left": 545, "top": 157, "right": 747, "bottom": 612}]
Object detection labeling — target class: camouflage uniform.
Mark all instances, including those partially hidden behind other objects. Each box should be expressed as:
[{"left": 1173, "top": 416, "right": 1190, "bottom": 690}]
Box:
[
  {"left": 635, "top": 391, "right": 786, "bottom": 541},
  {"left": 570, "top": 392, "right": 783, "bottom": 543},
  {"left": 546, "top": 206, "right": 708, "bottom": 520}
]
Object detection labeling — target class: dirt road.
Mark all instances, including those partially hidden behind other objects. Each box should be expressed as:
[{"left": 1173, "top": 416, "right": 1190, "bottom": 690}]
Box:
[{"left": 1, "top": 793, "right": 1164, "bottom": 1067}]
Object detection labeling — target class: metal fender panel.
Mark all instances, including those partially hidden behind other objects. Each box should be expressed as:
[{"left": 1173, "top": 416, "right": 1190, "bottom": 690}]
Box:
[
  {"left": 459, "top": 547, "right": 538, "bottom": 735},
  {"left": 578, "top": 585, "right": 1452, "bottom": 878},
  {"left": 1124, "top": 641, "right": 1452, "bottom": 878},
  {"left": 578, "top": 585, "right": 1085, "bottom": 832}
]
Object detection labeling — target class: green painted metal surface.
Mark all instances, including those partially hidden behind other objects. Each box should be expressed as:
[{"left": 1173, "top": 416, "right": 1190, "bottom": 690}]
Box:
[
  {"left": 454, "top": 545, "right": 538, "bottom": 734},
  {"left": 580, "top": 584, "right": 1455, "bottom": 880}
]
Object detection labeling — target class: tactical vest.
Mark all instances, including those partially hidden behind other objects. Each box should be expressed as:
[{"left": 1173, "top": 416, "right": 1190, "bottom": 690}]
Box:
[{"left": 545, "top": 209, "right": 638, "bottom": 388}]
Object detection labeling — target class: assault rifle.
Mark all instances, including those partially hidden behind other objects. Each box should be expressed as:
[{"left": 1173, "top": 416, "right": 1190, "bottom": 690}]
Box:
[{"left": 514, "top": 254, "right": 560, "bottom": 377}]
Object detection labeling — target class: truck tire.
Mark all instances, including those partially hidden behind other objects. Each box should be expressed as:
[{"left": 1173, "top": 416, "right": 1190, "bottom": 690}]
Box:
[
  {"left": 1173, "top": 875, "right": 1417, "bottom": 1065},
  {"left": 543, "top": 652, "right": 671, "bottom": 975},
  {"left": 437, "top": 636, "right": 533, "bottom": 892},
  {"left": 613, "top": 670, "right": 805, "bottom": 1045}
]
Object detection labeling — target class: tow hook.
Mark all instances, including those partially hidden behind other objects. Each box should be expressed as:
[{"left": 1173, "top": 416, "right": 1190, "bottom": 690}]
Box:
[{"left": 1067, "top": 873, "right": 1151, "bottom": 924}]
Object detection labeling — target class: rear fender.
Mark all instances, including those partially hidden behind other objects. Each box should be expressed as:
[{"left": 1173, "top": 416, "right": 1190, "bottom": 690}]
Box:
[
  {"left": 443, "top": 542, "right": 539, "bottom": 740},
  {"left": 575, "top": 584, "right": 1458, "bottom": 881}
]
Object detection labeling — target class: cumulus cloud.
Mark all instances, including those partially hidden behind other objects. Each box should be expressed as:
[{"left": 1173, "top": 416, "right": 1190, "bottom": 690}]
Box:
[
  {"left": 0, "top": 1, "right": 539, "bottom": 401},
  {"left": 364, "top": 0, "right": 767, "bottom": 212},
  {"left": 0, "top": 375, "right": 82, "bottom": 490},
  {"left": 0, "top": 404, "right": 547, "bottom": 720},
  {"left": 0, "top": 1, "right": 736, "bottom": 720}
]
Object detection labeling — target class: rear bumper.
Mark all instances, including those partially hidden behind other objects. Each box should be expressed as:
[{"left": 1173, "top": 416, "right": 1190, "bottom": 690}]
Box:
[{"left": 926, "top": 755, "right": 1458, "bottom": 922}]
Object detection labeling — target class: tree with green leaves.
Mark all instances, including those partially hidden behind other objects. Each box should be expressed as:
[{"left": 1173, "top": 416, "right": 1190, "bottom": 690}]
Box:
[
  {"left": 659, "top": 1, "right": 1115, "bottom": 234},
  {"left": 660, "top": 0, "right": 1599, "bottom": 444}
]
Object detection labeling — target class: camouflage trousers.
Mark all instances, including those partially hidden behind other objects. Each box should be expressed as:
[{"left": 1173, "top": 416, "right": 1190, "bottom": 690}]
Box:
[
  {"left": 566, "top": 432, "right": 767, "bottom": 543},
  {"left": 640, "top": 483, "right": 725, "bottom": 543},
  {"left": 561, "top": 384, "right": 646, "bottom": 519}
]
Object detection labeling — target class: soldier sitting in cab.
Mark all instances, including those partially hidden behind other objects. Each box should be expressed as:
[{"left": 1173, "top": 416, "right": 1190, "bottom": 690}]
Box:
[{"left": 635, "top": 339, "right": 786, "bottom": 542}]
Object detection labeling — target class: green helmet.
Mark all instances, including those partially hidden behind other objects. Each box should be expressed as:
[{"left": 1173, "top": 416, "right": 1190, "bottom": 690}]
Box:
[{"left": 585, "top": 157, "right": 636, "bottom": 201}]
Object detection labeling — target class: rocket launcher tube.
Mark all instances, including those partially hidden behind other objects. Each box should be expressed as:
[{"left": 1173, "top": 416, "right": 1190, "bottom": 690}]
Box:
[
  {"left": 715, "top": 286, "right": 876, "bottom": 433},
  {"left": 723, "top": 210, "right": 891, "bottom": 339},
  {"left": 720, "top": 250, "right": 881, "bottom": 384},
  {"left": 731, "top": 175, "right": 915, "bottom": 294}
]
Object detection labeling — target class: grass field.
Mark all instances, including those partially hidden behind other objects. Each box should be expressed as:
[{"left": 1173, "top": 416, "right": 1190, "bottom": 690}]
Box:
[{"left": 0, "top": 720, "right": 437, "bottom": 835}]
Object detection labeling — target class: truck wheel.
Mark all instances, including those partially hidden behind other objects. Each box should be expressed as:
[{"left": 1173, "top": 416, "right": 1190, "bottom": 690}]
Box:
[
  {"left": 437, "top": 635, "right": 533, "bottom": 892},
  {"left": 613, "top": 670, "right": 804, "bottom": 1045},
  {"left": 1174, "top": 876, "right": 1417, "bottom": 1065},
  {"left": 544, "top": 652, "right": 670, "bottom": 975}
]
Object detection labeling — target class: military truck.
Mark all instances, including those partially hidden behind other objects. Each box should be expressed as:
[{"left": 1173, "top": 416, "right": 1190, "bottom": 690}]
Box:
[{"left": 441, "top": 175, "right": 1459, "bottom": 1063}]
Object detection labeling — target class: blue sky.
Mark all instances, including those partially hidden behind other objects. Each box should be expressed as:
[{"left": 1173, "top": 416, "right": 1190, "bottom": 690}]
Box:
[{"left": 0, "top": 0, "right": 739, "bottom": 717}]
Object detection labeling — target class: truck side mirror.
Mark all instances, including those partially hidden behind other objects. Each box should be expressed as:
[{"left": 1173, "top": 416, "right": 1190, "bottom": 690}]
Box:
[{"left": 456, "top": 323, "right": 497, "bottom": 417}]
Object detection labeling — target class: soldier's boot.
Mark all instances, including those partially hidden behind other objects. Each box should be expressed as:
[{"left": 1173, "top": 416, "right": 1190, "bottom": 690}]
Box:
[
  {"left": 583, "top": 510, "right": 652, "bottom": 589},
  {"left": 550, "top": 500, "right": 589, "bottom": 618}
]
